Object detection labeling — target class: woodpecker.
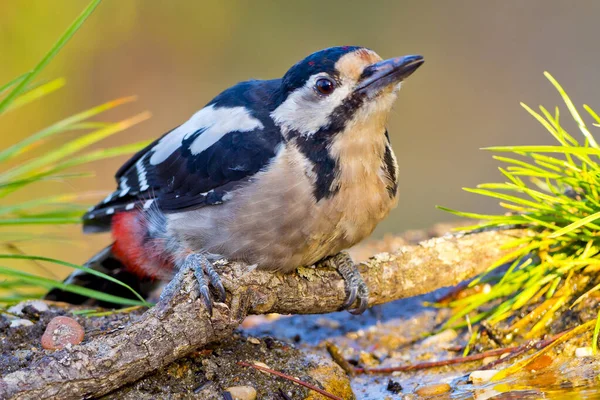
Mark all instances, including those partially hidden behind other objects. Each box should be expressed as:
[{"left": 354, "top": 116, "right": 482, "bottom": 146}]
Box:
[{"left": 46, "top": 46, "right": 424, "bottom": 314}]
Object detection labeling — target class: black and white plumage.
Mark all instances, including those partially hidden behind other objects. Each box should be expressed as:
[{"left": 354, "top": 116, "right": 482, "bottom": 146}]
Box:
[
  {"left": 49, "top": 46, "right": 424, "bottom": 314},
  {"left": 83, "top": 80, "right": 284, "bottom": 231}
]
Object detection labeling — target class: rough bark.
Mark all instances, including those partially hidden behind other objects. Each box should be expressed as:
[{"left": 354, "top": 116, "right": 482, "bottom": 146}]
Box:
[{"left": 0, "top": 228, "right": 529, "bottom": 400}]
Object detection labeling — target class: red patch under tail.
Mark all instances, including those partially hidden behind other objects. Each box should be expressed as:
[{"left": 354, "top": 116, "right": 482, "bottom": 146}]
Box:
[{"left": 111, "top": 210, "right": 174, "bottom": 280}]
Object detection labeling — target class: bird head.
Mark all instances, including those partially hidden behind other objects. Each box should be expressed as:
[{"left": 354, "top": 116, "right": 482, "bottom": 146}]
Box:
[{"left": 271, "top": 46, "right": 424, "bottom": 138}]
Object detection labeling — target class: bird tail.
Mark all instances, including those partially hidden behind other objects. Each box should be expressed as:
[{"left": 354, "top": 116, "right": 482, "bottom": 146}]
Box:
[{"left": 45, "top": 244, "right": 160, "bottom": 307}]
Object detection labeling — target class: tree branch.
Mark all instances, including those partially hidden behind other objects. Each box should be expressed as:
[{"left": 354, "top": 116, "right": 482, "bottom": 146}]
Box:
[{"left": 0, "top": 228, "right": 529, "bottom": 400}]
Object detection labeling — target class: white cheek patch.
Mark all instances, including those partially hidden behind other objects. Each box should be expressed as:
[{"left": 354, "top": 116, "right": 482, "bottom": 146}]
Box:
[
  {"left": 149, "top": 105, "right": 264, "bottom": 165},
  {"left": 271, "top": 75, "right": 351, "bottom": 136}
]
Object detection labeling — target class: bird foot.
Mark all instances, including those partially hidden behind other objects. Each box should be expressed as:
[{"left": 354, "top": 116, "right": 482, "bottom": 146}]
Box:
[
  {"left": 160, "top": 253, "right": 226, "bottom": 315},
  {"left": 321, "top": 251, "right": 369, "bottom": 314}
]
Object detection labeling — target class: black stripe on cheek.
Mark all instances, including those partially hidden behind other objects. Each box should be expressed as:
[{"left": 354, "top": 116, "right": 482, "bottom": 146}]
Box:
[
  {"left": 383, "top": 142, "right": 398, "bottom": 198},
  {"left": 295, "top": 135, "right": 339, "bottom": 201},
  {"left": 292, "top": 93, "right": 365, "bottom": 201}
]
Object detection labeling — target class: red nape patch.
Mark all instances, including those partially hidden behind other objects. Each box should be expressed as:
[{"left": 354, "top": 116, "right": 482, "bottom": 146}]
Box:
[{"left": 111, "top": 211, "right": 173, "bottom": 279}]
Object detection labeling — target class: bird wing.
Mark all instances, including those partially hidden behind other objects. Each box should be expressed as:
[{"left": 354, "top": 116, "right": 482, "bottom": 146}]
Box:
[{"left": 83, "top": 100, "right": 282, "bottom": 233}]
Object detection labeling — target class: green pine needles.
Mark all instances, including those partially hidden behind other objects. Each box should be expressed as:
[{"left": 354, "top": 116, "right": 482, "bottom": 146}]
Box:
[{"left": 440, "top": 72, "right": 600, "bottom": 351}]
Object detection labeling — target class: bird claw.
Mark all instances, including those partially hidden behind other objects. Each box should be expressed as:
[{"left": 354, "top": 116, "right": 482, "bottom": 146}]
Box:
[
  {"left": 198, "top": 285, "right": 213, "bottom": 315},
  {"left": 322, "top": 251, "right": 369, "bottom": 314},
  {"left": 162, "top": 253, "right": 226, "bottom": 315},
  {"left": 205, "top": 261, "right": 227, "bottom": 303},
  {"left": 341, "top": 284, "right": 358, "bottom": 310},
  {"left": 348, "top": 282, "right": 369, "bottom": 315}
]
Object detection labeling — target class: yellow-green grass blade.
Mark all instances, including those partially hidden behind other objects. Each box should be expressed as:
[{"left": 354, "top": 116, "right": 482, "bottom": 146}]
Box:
[
  {"left": 0, "top": 217, "right": 81, "bottom": 225},
  {"left": 0, "top": 192, "right": 105, "bottom": 216},
  {"left": 594, "top": 310, "right": 600, "bottom": 354},
  {"left": 0, "top": 254, "right": 148, "bottom": 305},
  {"left": 13, "top": 208, "right": 86, "bottom": 220},
  {"left": 6, "top": 78, "right": 66, "bottom": 112},
  {"left": 520, "top": 102, "right": 567, "bottom": 146},
  {"left": 0, "top": 96, "right": 137, "bottom": 163},
  {"left": 0, "top": 294, "right": 47, "bottom": 305},
  {"left": 0, "top": 74, "right": 27, "bottom": 96},
  {"left": 548, "top": 211, "right": 600, "bottom": 238},
  {"left": 50, "top": 139, "right": 153, "bottom": 171},
  {"left": 0, "top": 173, "right": 94, "bottom": 199},
  {"left": 462, "top": 188, "right": 553, "bottom": 211},
  {"left": 0, "top": 0, "right": 102, "bottom": 115},
  {"left": 539, "top": 106, "right": 579, "bottom": 146},
  {"left": 0, "top": 266, "right": 146, "bottom": 307},
  {"left": 484, "top": 145, "right": 600, "bottom": 156},
  {"left": 1, "top": 111, "right": 150, "bottom": 181},
  {"left": 494, "top": 155, "right": 558, "bottom": 174},
  {"left": 436, "top": 205, "right": 525, "bottom": 221},
  {"left": 0, "top": 280, "right": 39, "bottom": 289},
  {"left": 476, "top": 183, "right": 566, "bottom": 204},
  {"left": 584, "top": 104, "right": 600, "bottom": 128},
  {"left": 544, "top": 72, "right": 599, "bottom": 148},
  {"left": 0, "top": 140, "right": 152, "bottom": 200}
]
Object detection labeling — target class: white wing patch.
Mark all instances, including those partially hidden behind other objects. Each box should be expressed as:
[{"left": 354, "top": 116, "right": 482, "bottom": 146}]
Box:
[
  {"left": 271, "top": 73, "right": 351, "bottom": 137},
  {"left": 118, "top": 177, "right": 130, "bottom": 197},
  {"left": 149, "top": 105, "right": 264, "bottom": 166},
  {"left": 136, "top": 160, "right": 149, "bottom": 191},
  {"left": 143, "top": 199, "right": 154, "bottom": 209}
]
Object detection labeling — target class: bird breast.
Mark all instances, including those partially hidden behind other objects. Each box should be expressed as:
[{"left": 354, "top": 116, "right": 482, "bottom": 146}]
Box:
[{"left": 167, "top": 128, "right": 398, "bottom": 272}]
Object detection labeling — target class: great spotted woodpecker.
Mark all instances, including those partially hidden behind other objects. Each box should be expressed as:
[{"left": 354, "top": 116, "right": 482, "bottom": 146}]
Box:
[{"left": 46, "top": 46, "right": 424, "bottom": 314}]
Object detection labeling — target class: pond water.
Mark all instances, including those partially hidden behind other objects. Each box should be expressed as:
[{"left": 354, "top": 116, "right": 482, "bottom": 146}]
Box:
[{"left": 243, "top": 289, "right": 600, "bottom": 399}]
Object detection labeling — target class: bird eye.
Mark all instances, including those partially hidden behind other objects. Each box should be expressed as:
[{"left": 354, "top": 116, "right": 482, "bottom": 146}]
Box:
[{"left": 315, "top": 78, "right": 335, "bottom": 95}]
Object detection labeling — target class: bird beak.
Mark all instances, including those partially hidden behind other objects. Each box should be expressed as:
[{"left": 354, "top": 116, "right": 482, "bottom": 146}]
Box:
[{"left": 355, "top": 55, "right": 424, "bottom": 96}]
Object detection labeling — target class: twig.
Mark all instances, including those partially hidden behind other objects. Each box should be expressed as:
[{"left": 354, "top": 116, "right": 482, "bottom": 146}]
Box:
[
  {"left": 354, "top": 326, "right": 573, "bottom": 375},
  {"left": 490, "top": 320, "right": 595, "bottom": 382},
  {"left": 354, "top": 346, "right": 519, "bottom": 374},
  {"left": 278, "top": 388, "right": 293, "bottom": 400},
  {"left": 325, "top": 342, "right": 355, "bottom": 376},
  {"left": 83, "top": 305, "right": 145, "bottom": 317},
  {"left": 479, "top": 332, "right": 564, "bottom": 370},
  {"left": 237, "top": 361, "right": 343, "bottom": 400}
]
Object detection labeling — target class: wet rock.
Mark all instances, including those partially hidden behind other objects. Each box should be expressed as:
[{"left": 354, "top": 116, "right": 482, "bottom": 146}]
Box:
[
  {"left": 306, "top": 362, "right": 355, "bottom": 400},
  {"left": 0, "top": 315, "right": 10, "bottom": 331},
  {"left": 575, "top": 347, "right": 593, "bottom": 357},
  {"left": 359, "top": 350, "right": 380, "bottom": 367},
  {"left": 246, "top": 336, "right": 260, "bottom": 345},
  {"left": 482, "top": 355, "right": 499, "bottom": 365},
  {"left": 10, "top": 319, "right": 34, "bottom": 328},
  {"left": 386, "top": 379, "right": 403, "bottom": 394},
  {"left": 415, "top": 383, "right": 451, "bottom": 396},
  {"left": 8, "top": 300, "right": 48, "bottom": 315},
  {"left": 421, "top": 329, "right": 457, "bottom": 347},
  {"left": 41, "top": 316, "right": 84, "bottom": 350},
  {"left": 315, "top": 317, "right": 341, "bottom": 329},
  {"left": 225, "top": 386, "right": 257, "bottom": 400},
  {"left": 469, "top": 369, "right": 499, "bottom": 383},
  {"left": 251, "top": 361, "right": 270, "bottom": 371}
]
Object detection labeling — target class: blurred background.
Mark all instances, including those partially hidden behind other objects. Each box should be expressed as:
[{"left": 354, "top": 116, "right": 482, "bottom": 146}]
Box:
[{"left": 2, "top": 1, "right": 600, "bottom": 276}]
